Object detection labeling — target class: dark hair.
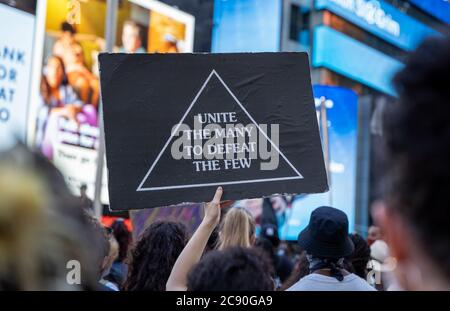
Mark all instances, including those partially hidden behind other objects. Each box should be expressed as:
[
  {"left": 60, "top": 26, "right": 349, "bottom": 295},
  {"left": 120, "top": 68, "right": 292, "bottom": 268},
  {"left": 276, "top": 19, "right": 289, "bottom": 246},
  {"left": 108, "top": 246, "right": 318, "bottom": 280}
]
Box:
[
  {"left": 279, "top": 251, "right": 310, "bottom": 291},
  {"left": 61, "top": 22, "right": 76, "bottom": 34},
  {"left": 348, "top": 233, "right": 371, "bottom": 279},
  {"left": 255, "top": 237, "right": 276, "bottom": 264},
  {"left": 124, "top": 221, "right": 187, "bottom": 291},
  {"left": 187, "top": 247, "right": 274, "bottom": 291},
  {"left": 110, "top": 219, "right": 131, "bottom": 262},
  {"left": 384, "top": 35, "right": 450, "bottom": 278}
]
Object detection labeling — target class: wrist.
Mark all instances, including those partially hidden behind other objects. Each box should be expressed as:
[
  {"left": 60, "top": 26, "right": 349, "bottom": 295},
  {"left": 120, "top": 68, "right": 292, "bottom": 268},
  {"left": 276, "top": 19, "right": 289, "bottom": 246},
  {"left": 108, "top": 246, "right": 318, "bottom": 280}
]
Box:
[{"left": 200, "top": 218, "right": 218, "bottom": 230}]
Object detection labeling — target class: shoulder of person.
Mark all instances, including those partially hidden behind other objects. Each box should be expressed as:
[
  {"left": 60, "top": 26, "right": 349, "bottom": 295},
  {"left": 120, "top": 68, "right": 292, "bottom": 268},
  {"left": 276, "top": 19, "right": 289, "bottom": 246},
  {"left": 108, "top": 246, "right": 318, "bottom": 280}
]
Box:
[{"left": 346, "top": 274, "right": 377, "bottom": 291}]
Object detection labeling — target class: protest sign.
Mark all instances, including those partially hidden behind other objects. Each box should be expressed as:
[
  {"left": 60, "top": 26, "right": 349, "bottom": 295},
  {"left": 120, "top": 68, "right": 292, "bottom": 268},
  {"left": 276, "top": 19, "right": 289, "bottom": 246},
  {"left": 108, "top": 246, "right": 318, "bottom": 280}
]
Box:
[{"left": 99, "top": 53, "right": 328, "bottom": 210}]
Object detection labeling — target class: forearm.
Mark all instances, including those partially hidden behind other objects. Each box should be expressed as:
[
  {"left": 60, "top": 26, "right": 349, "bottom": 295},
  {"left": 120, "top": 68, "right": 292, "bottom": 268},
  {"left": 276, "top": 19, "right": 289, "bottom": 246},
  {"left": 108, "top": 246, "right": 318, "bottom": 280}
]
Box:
[{"left": 166, "top": 220, "right": 216, "bottom": 291}]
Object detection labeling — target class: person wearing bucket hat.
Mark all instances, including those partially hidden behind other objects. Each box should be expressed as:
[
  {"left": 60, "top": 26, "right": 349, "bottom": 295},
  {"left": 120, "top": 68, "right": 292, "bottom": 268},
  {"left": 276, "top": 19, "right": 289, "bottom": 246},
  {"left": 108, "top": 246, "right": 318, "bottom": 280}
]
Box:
[{"left": 287, "top": 206, "right": 375, "bottom": 291}]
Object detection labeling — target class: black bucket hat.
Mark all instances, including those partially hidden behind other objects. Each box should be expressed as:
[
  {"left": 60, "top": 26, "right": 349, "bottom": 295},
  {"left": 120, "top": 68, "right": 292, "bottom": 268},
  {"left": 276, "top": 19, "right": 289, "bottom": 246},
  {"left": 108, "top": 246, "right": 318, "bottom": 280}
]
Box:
[{"left": 298, "top": 206, "right": 354, "bottom": 259}]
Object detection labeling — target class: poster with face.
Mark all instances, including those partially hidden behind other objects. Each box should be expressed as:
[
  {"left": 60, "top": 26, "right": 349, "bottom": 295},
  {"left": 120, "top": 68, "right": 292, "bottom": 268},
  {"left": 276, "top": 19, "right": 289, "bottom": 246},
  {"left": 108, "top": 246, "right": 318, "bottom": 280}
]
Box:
[
  {"left": 26, "top": 0, "right": 107, "bottom": 205},
  {"left": 129, "top": 0, "right": 195, "bottom": 53},
  {"left": 99, "top": 52, "right": 328, "bottom": 210},
  {"left": 25, "top": 0, "right": 196, "bottom": 206}
]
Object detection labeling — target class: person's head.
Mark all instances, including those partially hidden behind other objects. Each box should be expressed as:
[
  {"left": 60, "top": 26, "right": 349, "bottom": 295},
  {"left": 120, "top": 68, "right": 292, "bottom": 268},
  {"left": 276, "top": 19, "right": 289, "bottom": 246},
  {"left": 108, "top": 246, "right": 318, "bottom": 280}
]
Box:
[
  {"left": 375, "top": 35, "right": 450, "bottom": 290},
  {"left": 110, "top": 219, "right": 131, "bottom": 262},
  {"left": 61, "top": 22, "right": 76, "bottom": 39},
  {"left": 298, "top": 206, "right": 354, "bottom": 260},
  {"left": 348, "top": 233, "right": 371, "bottom": 279},
  {"left": 187, "top": 247, "right": 274, "bottom": 291},
  {"left": 297, "top": 206, "right": 354, "bottom": 281},
  {"left": 124, "top": 221, "right": 188, "bottom": 291},
  {"left": 368, "top": 226, "right": 382, "bottom": 245},
  {"left": 79, "top": 184, "right": 87, "bottom": 196},
  {"left": 0, "top": 144, "right": 102, "bottom": 290},
  {"left": 45, "top": 56, "right": 67, "bottom": 89},
  {"left": 121, "top": 20, "right": 142, "bottom": 53},
  {"left": 217, "top": 207, "right": 256, "bottom": 250}
]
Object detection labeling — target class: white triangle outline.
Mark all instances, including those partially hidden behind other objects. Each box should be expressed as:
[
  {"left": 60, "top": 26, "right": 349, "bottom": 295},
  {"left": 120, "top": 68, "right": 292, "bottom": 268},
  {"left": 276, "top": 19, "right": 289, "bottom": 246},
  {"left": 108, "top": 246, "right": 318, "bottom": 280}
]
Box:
[{"left": 136, "top": 69, "right": 304, "bottom": 192}]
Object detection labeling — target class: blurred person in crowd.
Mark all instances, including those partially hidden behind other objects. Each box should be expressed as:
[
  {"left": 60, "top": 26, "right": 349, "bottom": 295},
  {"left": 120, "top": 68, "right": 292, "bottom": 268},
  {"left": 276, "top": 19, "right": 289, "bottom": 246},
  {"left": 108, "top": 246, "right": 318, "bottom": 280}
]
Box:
[
  {"left": 348, "top": 233, "right": 371, "bottom": 280},
  {"left": 0, "top": 144, "right": 103, "bottom": 290},
  {"left": 167, "top": 187, "right": 274, "bottom": 290},
  {"left": 367, "top": 239, "right": 398, "bottom": 290},
  {"left": 368, "top": 225, "right": 382, "bottom": 246},
  {"left": 187, "top": 247, "right": 274, "bottom": 291},
  {"left": 373, "top": 35, "right": 450, "bottom": 291},
  {"left": 280, "top": 251, "right": 310, "bottom": 291},
  {"left": 100, "top": 228, "right": 120, "bottom": 291},
  {"left": 255, "top": 238, "right": 279, "bottom": 288},
  {"left": 216, "top": 206, "right": 255, "bottom": 250},
  {"left": 86, "top": 217, "right": 119, "bottom": 291},
  {"left": 287, "top": 206, "right": 375, "bottom": 291},
  {"left": 119, "top": 20, "right": 146, "bottom": 54},
  {"left": 105, "top": 219, "right": 132, "bottom": 288},
  {"left": 259, "top": 224, "right": 293, "bottom": 285},
  {"left": 36, "top": 56, "right": 83, "bottom": 158},
  {"left": 79, "top": 184, "right": 93, "bottom": 215},
  {"left": 124, "top": 221, "right": 188, "bottom": 291},
  {"left": 53, "top": 22, "right": 79, "bottom": 64}
]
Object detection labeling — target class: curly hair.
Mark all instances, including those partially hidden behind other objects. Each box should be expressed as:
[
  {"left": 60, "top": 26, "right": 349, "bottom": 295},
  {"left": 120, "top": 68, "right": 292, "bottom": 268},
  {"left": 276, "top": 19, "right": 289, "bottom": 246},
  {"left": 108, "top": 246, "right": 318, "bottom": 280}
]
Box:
[
  {"left": 187, "top": 247, "right": 274, "bottom": 291},
  {"left": 384, "top": 34, "right": 450, "bottom": 278},
  {"left": 123, "top": 221, "right": 188, "bottom": 291}
]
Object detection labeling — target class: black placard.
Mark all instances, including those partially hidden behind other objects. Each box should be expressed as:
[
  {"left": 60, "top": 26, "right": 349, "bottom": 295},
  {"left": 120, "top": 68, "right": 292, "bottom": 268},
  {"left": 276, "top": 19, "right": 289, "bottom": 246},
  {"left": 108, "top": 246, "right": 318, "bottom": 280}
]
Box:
[{"left": 99, "top": 53, "right": 328, "bottom": 210}]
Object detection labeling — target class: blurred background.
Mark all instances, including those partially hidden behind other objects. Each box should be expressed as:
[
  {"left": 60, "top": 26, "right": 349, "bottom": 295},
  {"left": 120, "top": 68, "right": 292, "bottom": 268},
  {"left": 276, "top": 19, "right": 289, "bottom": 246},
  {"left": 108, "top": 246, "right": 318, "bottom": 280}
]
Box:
[{"left": 0, "top": 0, "right": 449, "bottom": 242}]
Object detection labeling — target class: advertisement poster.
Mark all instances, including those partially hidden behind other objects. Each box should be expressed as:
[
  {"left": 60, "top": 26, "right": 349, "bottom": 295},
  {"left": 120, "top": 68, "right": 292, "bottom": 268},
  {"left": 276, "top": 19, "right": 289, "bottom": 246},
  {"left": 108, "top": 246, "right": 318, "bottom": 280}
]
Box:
[
  {"left": 100, "top": 52, "right": 328, "bottom": 210},
  {"left": 0, "top": 1, "right": 37, "bottom": 151},
  {"left": 27, "top": 0, "right": 107, "bottom": 202},
  {"left": 27, "top": 0, "right": 195, "bottom": 204}
]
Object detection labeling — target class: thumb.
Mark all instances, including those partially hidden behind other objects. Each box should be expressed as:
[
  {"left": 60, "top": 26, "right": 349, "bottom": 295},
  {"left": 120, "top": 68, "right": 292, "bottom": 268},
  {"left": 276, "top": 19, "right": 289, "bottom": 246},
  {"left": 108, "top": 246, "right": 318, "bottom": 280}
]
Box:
[{"left": 211, "top": 187, "right": 223, "bottom": 205}]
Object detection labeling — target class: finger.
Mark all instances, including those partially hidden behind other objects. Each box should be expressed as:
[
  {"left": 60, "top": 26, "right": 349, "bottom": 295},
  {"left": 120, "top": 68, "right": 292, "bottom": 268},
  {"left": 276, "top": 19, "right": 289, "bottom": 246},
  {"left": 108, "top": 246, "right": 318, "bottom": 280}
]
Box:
[{"left": 212, "top": 186, "right": 223, "bottom": 204}]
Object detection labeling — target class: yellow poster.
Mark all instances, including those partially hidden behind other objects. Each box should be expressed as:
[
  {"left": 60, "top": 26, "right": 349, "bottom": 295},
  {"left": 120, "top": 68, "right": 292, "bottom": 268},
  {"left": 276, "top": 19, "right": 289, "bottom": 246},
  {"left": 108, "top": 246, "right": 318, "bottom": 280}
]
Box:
[{"left": 147, "top": 11, "right": 186, "bottom": 53}]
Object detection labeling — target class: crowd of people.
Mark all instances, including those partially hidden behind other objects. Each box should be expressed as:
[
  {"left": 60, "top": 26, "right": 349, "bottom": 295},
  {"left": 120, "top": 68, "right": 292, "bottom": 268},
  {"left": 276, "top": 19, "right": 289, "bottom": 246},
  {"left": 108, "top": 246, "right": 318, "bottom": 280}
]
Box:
[{"left": 0, "top": 34, "right": 449, "bottom": 291}]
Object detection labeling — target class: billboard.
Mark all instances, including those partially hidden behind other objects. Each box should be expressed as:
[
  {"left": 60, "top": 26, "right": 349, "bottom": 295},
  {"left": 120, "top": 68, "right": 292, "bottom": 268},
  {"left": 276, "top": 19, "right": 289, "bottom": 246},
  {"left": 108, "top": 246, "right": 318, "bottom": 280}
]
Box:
[
  {"left": 239, "top": 85, "right": 358, "bottom": 241},
  {"left": 316, "top": 0, "right": 439, "bottom": 51},
  {"left": 27, "top": 0, "right": 195, "bottom": 204},
  {"left": 313, "top": 26, "right": 403, "bottom": 96},
  {"left": 409, "top": 0, "right": 450, "bottom": 25},
  {"left": 0, "top": 1, "right": 44, "bottom": 151}
]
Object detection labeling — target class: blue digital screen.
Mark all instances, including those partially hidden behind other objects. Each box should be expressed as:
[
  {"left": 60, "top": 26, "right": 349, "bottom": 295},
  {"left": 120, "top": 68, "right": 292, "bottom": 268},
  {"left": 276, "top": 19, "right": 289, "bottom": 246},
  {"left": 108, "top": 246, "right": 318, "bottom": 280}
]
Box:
[
  {"left": 315, "top": 0, "right": 440, "bottom": 51},
  {"left": 280, "top": 85, "right": 358, "bottom": 241},
  {"left": 211, "top": 0, "right": 282, "bottom": 52},
  {"left": 409, "top": 0, "right": 450, "bottom": 25},
  {"left": 313, "top": 26, "right": 403, "bottom": 96}
]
